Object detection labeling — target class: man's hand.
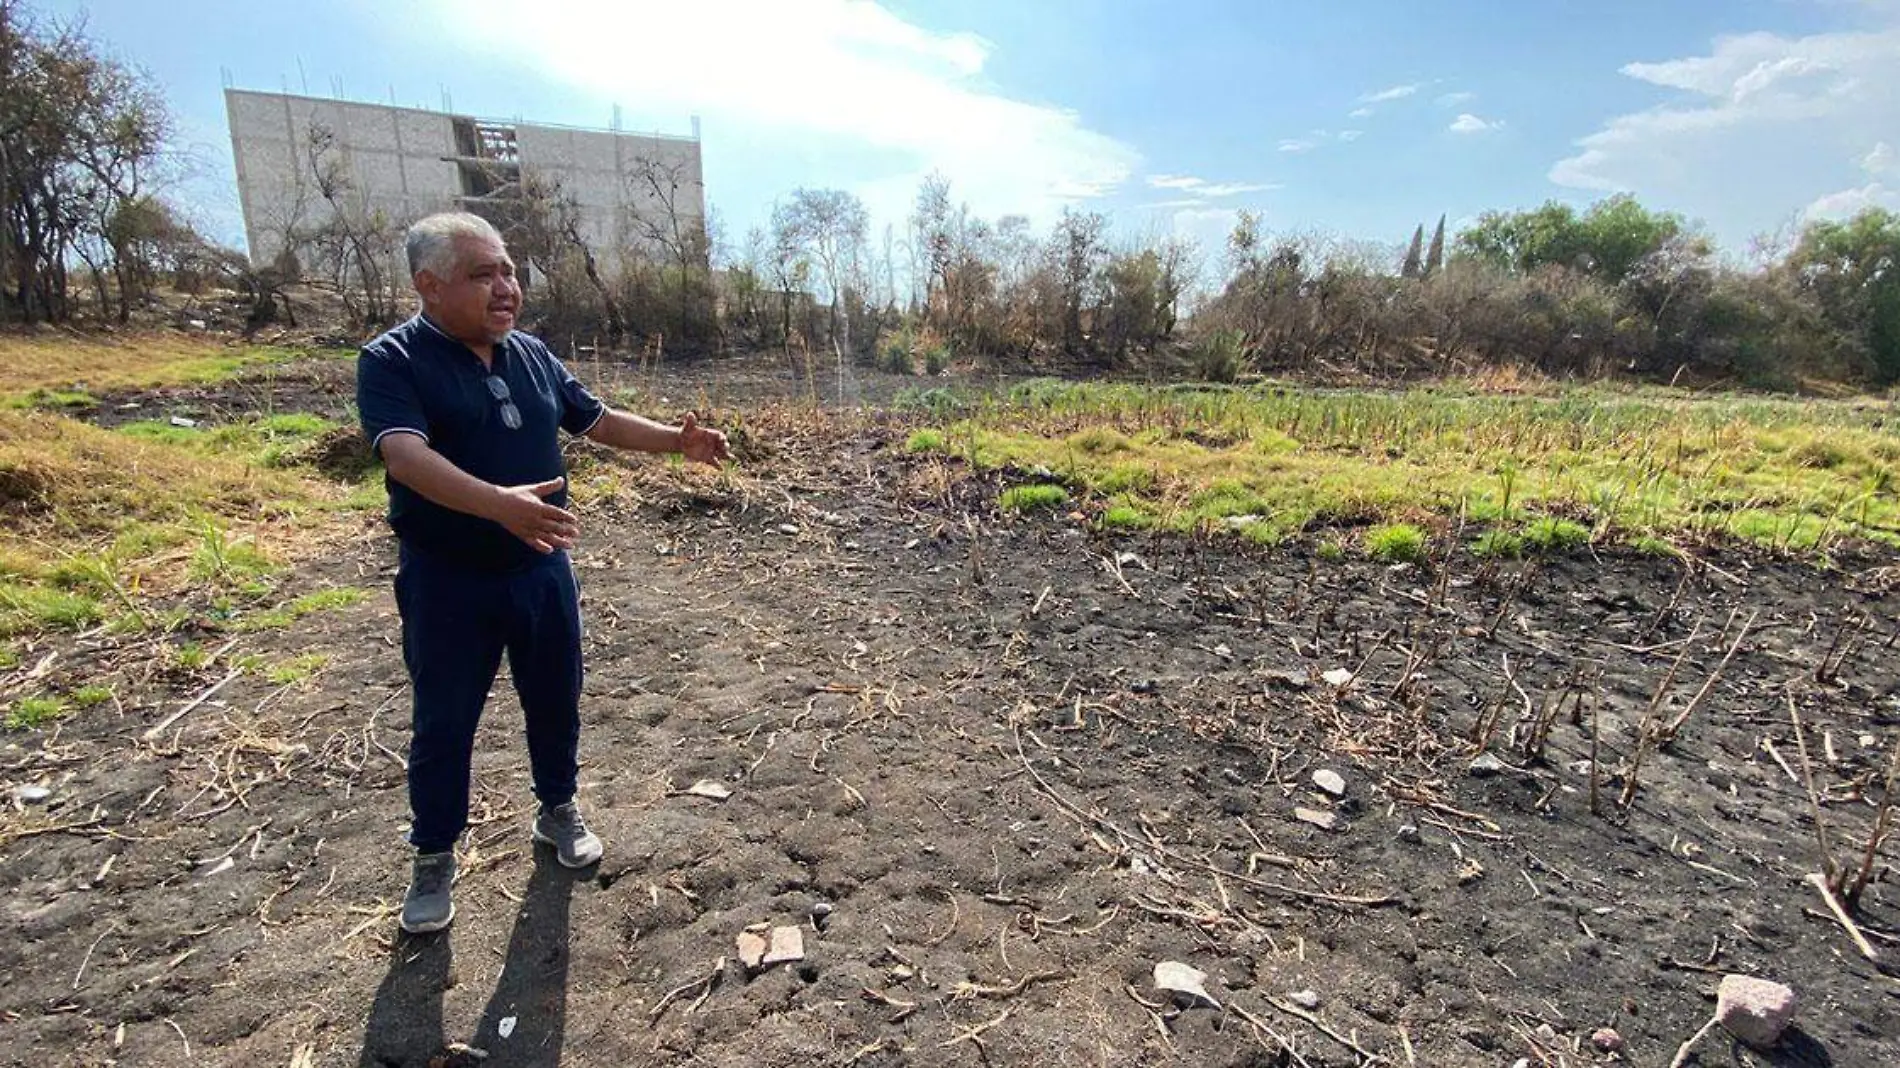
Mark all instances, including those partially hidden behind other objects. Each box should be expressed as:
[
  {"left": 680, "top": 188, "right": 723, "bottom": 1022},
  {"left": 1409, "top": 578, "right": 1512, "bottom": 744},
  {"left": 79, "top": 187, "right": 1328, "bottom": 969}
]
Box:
[
  {"left": 678, "top": 412, "right": 731, "bottom": 467},
  {"left": 490, "top": 477, "right": 579, "bottom": 553}
]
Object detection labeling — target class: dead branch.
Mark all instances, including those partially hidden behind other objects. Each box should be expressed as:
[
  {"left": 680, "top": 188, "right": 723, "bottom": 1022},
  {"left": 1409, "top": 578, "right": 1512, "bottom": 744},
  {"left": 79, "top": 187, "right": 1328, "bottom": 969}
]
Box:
[
  {"left": 1807, "top": 872, "right": 1880, "bottom": 963},
  {"left": 648, "top": 956, "right": 725, "bottom": 1024}
]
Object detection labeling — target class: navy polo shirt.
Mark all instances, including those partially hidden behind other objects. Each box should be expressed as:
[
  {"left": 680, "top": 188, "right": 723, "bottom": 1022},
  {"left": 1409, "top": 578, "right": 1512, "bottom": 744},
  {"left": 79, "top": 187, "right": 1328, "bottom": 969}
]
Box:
[{"left": 356, "top": 315, "right": 606, "bottom": 571}]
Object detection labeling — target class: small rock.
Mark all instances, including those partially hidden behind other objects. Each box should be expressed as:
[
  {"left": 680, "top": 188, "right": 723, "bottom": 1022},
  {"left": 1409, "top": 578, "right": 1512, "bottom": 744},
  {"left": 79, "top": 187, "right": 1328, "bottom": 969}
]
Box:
[
  {"left": 12, "top": 784, "right": 51, "bottom": 805},
  {"left": 1293, "top": 806, "right": 1340, "bottom": 832},
  {"left": 497, "top": 1016, "right": 516, "bottom": 1039},
  {"left": 684, "top": 780, "right": 732, "bottom": 802},
  {"left": 1153, "top": 961, "right": 1219, "bottom": 1010},
  {"left": 1717, "top": 974, "right": 1797, "bottom": 1049},
  {"left": 1131, "top": 679, "right": 1159, "bottom": 695},
  {"left": 778, "top": 523, "right": 801, "bottom": 536},
  {"left": 1468, "top": 753, "right": 1507, "bottom": 778},
  {"left": 1591, "top": 1027, "right": 1624, "bottom": 1053},
  {"left": 888, "top": 964, "right": 915, "bottom": 982},
  {"left": 1321, "top": 668, "right": 1355, "bottom": 688},
  {"left": 1261, "top": 669, "right": 1311, "bottom": 690},
  {"left": 1396, "top": 823, "right": 1420, "bottom": 842},
  {"left": 1311, "top": 769, "right": 1346, "bottom": 797},
  {"left": 736, "top": 930, "right": 769, "bottom": 969},
  {"left": 762, "top": 926, "right": 805, "bottom": 966},
  {"left": 810, "top": 901, "right": 833, "bottom": 928},
  {"left": 168, "top": 415, "right": 198, "bottom": 428},
  {"left": 1288, "top": 989, "right": 1321, "bottom": 1010},
  {"left": 1212, "top": 643, "right": 1233, "bottom": 659}
]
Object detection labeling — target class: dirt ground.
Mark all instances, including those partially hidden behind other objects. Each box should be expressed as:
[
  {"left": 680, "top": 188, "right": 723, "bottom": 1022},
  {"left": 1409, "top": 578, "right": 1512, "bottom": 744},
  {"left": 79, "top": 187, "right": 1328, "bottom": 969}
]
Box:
[{"left": 3, "top": 352, "right": 1899, "bottom": 1068}]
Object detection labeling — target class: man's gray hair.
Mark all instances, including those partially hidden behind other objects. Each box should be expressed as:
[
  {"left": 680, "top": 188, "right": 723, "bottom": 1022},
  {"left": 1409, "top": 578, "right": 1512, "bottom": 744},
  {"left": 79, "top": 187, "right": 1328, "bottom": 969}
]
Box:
[{"left": 405, "top": 212, "right": 504, "bottom": 278}]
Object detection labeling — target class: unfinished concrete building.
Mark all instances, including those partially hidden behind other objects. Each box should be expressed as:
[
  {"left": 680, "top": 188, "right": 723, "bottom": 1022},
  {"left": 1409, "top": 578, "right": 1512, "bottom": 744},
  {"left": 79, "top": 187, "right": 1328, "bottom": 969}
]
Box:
[{"left": 223, "top": 88, "right": 704, "bottom": 276}]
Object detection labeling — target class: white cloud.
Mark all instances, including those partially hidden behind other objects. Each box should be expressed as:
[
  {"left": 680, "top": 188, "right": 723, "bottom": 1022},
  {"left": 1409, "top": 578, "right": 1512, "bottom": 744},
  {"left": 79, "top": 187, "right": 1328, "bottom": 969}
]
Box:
[
  {"left": 1551, "top": 23, "right": 1900, "bottom": 242},
  {"left": 1348, "top": 107, "right": 1374, "bottom": 119},
  {"left": 1142, "top": 174, "right": 1277, "bottom": 199},
  {"left": 398, "top": 0, "right": 1138, "bottom": 226},
  {"left": 1436, "top": 91, "right": 1476, "bottom": 107},
  {"left": 1170, "top": 205, "right": 1243, "bottom": 273},
  {"left": 1198, "top": 181, "right": 1279, "bottom": 197},
  {"left": 1449, "top": 113, "right": 1501, "bottom": 134},
  {"left": 1805, "top": 182, "right": 1898, "bottom": 219},
  {"left": 1338, "top": 130, "right": 1364, "bottom": 143},
  {"left": 1279, "top": 137, "right": 1320, "bottom": 153},
  {"left": 1806, "top": 139, "right": 1900, "bottom": 219},
  {"left": 1360, "top": 83, "right": 1421, "bottom": 104}
]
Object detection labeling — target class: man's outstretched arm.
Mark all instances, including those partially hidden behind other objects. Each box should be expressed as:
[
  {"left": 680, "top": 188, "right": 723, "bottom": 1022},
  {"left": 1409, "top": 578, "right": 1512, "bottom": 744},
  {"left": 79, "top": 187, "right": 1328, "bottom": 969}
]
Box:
[
  {"left": 379, "top": 433, "right": 579, "bottom": 553},
  {"left": 585, "top": 409, "right": 729, "bottom": 465}
]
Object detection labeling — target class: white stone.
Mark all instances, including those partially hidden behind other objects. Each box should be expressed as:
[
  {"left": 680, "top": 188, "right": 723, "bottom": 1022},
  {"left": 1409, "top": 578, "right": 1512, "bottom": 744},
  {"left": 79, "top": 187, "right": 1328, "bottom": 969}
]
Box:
[
  {"left": 497, "top": 1016, "right": 516, "bottom": 1039},
  {"left": 1289, "top": 989, "right": 1320, "bottom": 1010},
  {"left": 1311, "top": 769, "right": 1346, "bottom": 797},
  {"left": 1293, "top": 807, "right": 1339, "bottom": 832},
  {"left": 1153, "top": 961, "right": 1219, "bottom": 1010},
  {"left": 736, "top": 930, "right": 769, "bottom": 969},
  {"left": 685, "top": 780, "right": 732, "bottom": 801},
  {"left": 1468, "top": 752, "right": 1506, "bottom": 777},
  {"left": 12, "top": 784, "right": 50, "bottom": 804},
  {"left": 1717, "top": 974, "right": 1797, "bottom": 1049},
  {"left": 762, "top": 926, "right": 805, "bottom": 966},
  {"left": 1321, "top": 668, "right": 1355, "bottom": 688}
]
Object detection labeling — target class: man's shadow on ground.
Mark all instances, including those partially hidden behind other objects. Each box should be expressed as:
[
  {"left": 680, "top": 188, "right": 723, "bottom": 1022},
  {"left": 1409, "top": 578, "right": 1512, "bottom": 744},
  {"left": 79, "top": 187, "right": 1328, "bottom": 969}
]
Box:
[{"left": 357, "top": 852, "right": 583, "bottom": 1068}]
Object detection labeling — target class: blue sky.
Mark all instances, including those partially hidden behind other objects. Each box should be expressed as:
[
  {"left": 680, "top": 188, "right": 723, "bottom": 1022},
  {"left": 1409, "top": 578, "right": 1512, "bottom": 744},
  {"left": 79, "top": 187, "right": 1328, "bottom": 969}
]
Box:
[{"left": 40, "top": 0, "right": 1900, "bottom": 267}]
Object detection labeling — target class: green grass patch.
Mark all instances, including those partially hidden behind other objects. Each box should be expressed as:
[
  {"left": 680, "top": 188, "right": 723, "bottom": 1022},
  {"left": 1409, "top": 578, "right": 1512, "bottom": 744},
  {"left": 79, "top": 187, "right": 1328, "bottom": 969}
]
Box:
[
  {"left": 905, "top": 428, "right": 947, "bottom": 453},
  {"left": 70, "top": 684, "right": 113, "bottom": 708},
  {"left": 1471, "top": 529, "right": 1526, "bottom": 559},
  {"left": 264, "top": 653, "right": 330, "bottom": 686},
  {"left": 0, "top": 583, "right": 103, "bottom": 636},
  {"left": 999, "top": 484, "right": 1068, "bottom": 512},
  {"left": 189, "top": 522, "right": 276, "bottom": 591},
  {"left": 1524, "top": 517, "right": 1591, "bottom": 553},
  {"left": 0, "top": 645, "right": 18, "bottom": 669},
  {"left": 6, "top": 695, "right": 67, "bottom": 730},
  {"left": 1365, "top": 522, "right": 1428, "bottom": 563},
  {"left": 1101, "top": 504, "right": 1153, "bottom": 531},
  {"left": 240, "top": 587, "right": 368, "bottom": 631},
  {"left": 915, "top": 379, "right": 1900, "bottom": 558},
  {"left": 3, "top": 387, "right": 96, "bottom": 411}
]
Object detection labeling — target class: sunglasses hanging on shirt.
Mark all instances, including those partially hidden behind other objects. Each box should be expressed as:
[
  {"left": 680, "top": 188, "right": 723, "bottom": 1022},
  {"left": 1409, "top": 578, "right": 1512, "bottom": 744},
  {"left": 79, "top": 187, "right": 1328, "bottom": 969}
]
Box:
[{"left": 485, "top": 375, "right": 522, "bottom": 430}]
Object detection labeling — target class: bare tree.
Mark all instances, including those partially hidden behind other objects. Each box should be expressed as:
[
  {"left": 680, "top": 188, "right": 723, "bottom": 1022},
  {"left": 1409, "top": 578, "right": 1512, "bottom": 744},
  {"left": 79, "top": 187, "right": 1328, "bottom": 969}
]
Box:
[
  {"left": 302, "top": 120, "right": 398, "bottom": 326},
  {"left": 775, "top": 187, "right": 869, "bottom": 352},
  {"left": 0, "top": 0, "right": 171, "bottom": 323},
  {"left": 625, "top": 154, "right": 712, "bottom": 340}
]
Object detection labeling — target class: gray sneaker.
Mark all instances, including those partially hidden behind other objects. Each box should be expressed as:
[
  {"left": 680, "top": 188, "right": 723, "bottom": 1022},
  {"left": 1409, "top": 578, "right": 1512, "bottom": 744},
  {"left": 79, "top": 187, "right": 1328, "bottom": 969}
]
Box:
[
  {"left": 532, "top": 802, "right": 603, "bottom": 868},
  {"left": 400, "top": 851, "right": 456, "bottom": 934}
]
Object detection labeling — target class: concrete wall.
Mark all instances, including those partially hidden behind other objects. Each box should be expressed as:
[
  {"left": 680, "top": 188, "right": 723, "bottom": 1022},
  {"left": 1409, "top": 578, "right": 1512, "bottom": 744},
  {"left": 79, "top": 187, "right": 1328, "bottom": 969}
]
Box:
[
  {"left": 225, "top": 89, "right": 705, "bottom": 277},
  {"left": 227, "top": 89, "right": 462, "bottom": 268}
]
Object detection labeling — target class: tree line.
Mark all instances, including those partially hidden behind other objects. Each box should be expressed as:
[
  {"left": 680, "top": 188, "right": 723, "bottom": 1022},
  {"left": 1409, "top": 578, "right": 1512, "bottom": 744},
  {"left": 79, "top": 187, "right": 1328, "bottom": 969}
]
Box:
[{"left": 4, "top": 0, "right": 1897, "bottom": 390}]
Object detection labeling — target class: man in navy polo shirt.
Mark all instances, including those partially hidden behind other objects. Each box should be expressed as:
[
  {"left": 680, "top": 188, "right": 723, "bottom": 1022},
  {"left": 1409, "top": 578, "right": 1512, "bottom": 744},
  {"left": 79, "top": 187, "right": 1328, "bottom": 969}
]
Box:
[{"left": 357, "top": 212, "right": 729, "bottom": 934}]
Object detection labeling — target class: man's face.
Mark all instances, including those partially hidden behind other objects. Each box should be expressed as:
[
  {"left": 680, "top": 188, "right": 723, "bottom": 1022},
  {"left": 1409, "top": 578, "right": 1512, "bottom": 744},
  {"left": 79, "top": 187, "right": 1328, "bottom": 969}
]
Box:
[{"left": 418, "top": 233, "right": 520, "bottom": 345}]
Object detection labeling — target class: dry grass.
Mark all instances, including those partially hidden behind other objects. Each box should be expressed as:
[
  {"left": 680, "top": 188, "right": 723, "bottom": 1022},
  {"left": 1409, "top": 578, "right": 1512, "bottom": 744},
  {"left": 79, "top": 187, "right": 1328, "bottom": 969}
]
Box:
[
  {"left": 901, "top": 379, "right": 1900, "bottom": 556},
  {"left": 0, "top": 331, "right": 313, "bottom": 396},
  {"left": 0, "top": 407, "right": 371, "bottom": 636}
]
